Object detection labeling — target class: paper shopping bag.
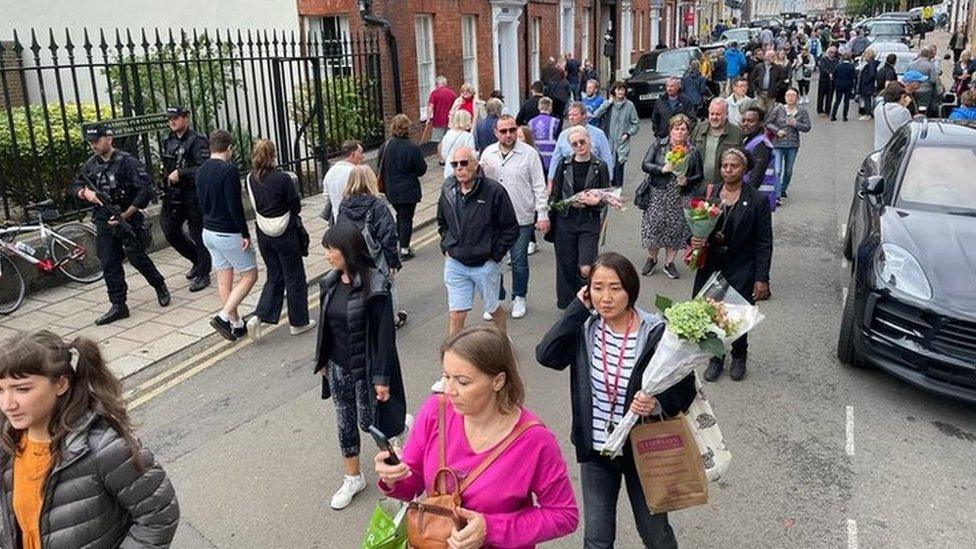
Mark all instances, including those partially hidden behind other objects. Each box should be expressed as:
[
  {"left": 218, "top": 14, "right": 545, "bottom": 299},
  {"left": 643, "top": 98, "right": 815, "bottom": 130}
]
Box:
[
  {"left": 685, "top": 373, "right": 732, "bottom": 482},
  {"left": 361, "top": 498, "right": 409, "bottom": 549},
  {"left": 630, "top": 414, "right": 709, "bottom": 514}
]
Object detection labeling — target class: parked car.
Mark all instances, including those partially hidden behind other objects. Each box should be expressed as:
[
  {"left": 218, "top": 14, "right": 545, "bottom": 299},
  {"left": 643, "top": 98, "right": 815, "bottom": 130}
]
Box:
[
  {"left": 719, "top": 27, "right": 759, "bottom": 46},
  {"left": 863, "top": 20, "right": 913, "bottom": 47},
  {"left": 839, "top": 119, "right": 976, "bottom": 404},
  {"left": 748, "top": 17, "right": 783, "bottom": 29},
  {"left": 625, "top": 47, "right": 703, "bottom": 116}
]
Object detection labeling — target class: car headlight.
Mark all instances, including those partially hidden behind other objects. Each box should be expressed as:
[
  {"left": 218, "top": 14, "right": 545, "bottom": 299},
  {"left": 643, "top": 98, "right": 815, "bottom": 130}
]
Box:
[{"left": 874, "top": 243, "right": 932, "bottom": 301}]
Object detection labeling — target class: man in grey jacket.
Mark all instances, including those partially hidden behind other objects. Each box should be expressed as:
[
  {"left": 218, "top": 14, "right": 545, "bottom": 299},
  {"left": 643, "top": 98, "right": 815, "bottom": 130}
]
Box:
[{"left": 592, "top": 81, "right": 640, "bottom": 188}]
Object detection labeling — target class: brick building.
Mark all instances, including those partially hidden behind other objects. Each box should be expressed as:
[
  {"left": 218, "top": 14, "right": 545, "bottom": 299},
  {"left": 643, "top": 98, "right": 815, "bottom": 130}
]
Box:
[{"left": 297, "top": 0, "right": 683, "bottom": 124}]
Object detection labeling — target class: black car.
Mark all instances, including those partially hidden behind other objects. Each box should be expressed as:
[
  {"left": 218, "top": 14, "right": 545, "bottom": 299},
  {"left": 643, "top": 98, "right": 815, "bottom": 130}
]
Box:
[
  {"left": 839, "top": 120, "right": 976, "bottom": 404},
  {"left": 625, "top": 47, "right": 703, "bottom": 116}
]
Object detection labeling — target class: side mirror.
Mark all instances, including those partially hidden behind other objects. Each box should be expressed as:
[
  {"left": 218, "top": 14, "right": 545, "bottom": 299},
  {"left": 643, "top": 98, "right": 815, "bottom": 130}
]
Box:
[{"left": 863, "top": 175, "right": 885, "bottom": 196}]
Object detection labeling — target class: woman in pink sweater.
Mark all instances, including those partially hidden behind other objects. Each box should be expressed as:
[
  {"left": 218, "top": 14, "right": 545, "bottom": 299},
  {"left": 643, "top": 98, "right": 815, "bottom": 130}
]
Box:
[{"left": 374, "top": 326, "right": 579, "bottom": 548}]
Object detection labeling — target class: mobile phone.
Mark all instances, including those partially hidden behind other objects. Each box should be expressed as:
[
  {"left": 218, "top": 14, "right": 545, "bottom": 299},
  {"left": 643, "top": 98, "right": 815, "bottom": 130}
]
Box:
[{"left": 368, "top": 425, "right": 400, "bottom": 465}]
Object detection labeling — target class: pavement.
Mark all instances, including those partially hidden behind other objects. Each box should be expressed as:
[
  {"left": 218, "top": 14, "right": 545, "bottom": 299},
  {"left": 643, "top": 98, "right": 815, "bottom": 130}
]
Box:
[
  {"left": 127, "top": 96, "right": 976, "bottom": 548},
  {"left": 0, "top": 153, "right": 447, "bottom": 379}
]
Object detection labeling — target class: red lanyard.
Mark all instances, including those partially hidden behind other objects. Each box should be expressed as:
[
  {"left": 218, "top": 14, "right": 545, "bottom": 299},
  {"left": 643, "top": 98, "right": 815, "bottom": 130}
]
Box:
[{"left": 600, "top": 312, "right": 634, "bottom": 424}]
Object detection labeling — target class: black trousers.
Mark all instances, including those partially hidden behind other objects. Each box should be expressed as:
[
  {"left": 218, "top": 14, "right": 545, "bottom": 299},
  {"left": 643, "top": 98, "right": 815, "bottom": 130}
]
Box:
[
  {"left": 254, "top": 224, "right": 309, "bottom": 326},
  {"left": 831, "top": 89, "right": 852, "bottom": 120},
  {"left": 327, "top": 362, "right": 372, "bottom": 458},
  {"left": 391, "top": 202, "right": 416, "bottom": 249},
  {"left": 95, "top": 215, "right": 165, "bottom": 306},
  {"left": 161, "top": 188, "right": 211, "bottom": 278},
  {"left": 816, "top": 77, "right": 834, "bottom": 114},
  {"left": 554, "top": 210, "right": 601, "bottom": 309}
]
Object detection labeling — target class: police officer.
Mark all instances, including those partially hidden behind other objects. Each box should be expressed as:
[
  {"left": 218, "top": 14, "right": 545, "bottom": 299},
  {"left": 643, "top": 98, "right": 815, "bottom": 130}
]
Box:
[
  {"left": 162, "top": 105, "right": 211, "bottom": 292},
  {"left": 68, "top": 124, "right": 171, "bottom": 325}
]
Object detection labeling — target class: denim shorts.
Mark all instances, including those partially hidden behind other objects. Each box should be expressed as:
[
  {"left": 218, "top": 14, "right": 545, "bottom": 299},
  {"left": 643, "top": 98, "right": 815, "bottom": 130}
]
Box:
[
  {"left": 203, "top": 229, "right": 257, "bottom": 273},
  {"left": 443, "top": 256, "right": 501, "bottom": 315}
]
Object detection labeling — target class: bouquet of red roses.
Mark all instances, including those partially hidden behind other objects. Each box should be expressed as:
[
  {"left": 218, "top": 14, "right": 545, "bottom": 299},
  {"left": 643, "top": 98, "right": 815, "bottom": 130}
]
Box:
[{"left": 683, "top": 197, "right": 721, "bottom": 269}]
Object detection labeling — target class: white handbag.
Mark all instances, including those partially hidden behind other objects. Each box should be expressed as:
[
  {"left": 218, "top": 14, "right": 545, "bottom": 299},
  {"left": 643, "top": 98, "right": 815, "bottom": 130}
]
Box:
[
  {"left": 685, "top": 373, "right": 732, "bottom": 482},
  {"left": 246, "top": 176, "right": 290, "bottom": 237}
]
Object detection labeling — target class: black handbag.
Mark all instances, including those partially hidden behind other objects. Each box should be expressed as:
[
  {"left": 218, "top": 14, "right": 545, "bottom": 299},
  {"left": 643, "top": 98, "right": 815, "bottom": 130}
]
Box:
[{"left": 634, "top": 176, "right": 654, "bottom": 210}]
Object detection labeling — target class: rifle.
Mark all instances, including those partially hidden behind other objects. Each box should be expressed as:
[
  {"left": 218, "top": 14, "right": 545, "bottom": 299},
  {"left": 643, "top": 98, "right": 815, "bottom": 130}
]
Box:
[
  {"left": 159, "top": 145, "right": 186, "bottom": 205},
  {"left": 81, "top": 173, "right": 138, "bottom": 241}
]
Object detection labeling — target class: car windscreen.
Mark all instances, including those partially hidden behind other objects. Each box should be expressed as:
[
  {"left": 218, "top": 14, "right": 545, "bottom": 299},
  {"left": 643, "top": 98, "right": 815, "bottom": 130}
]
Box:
[
  {"left": 723, "top": 29, "right": 751, "bottom": 41},
  {"left": 897, "top": 146, "right": 976, "bottom": 213},
  {"left": 635, "top": 50, "right": 690, "bottom": 75},
  {"left": 869, "top": 23, "right": 906, "bottom": 35}
]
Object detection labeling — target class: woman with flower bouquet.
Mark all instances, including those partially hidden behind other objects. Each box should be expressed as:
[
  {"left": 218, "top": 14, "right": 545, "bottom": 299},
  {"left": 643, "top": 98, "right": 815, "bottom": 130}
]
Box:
[
  {"left": 636, "top": 113, "right": 703, "bottom": 279},
  {"left": 536, "top": 252, "right": 697, "bottom": 548},
  {"left": 547, "top": 126, "right": 613, "bottom": 309},
  {"left": 690, "top": 146, "right": 773, "bottom": 381}
]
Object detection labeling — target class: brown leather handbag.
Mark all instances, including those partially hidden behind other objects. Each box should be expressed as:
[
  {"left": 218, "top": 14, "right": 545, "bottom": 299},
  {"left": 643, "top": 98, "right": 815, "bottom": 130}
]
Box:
[{"left": 405, "top": 397, "right": 540, "bottom": 549}]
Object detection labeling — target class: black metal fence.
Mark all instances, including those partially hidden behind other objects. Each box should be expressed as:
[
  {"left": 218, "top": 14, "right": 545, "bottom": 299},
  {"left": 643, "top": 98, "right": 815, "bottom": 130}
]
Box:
[{"left": 0, "top": 27, "right": 387, "bottom": 221}]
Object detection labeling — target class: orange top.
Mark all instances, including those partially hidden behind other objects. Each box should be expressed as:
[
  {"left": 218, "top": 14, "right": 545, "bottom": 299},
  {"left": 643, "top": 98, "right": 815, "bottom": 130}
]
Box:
[{"left": 13, "top": 437, "right": 51, "bottom": 549}]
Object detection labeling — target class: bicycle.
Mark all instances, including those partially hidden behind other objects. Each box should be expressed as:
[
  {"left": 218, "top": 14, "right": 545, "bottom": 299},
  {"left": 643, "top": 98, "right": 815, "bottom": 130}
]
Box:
[{"left": 0, "top": 199, "right": 103, "bottom": 315}]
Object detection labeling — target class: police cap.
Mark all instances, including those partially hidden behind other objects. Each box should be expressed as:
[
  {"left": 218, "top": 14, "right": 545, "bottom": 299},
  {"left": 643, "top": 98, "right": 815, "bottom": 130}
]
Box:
[
  {"left": 166, "top": 106, "right": 190, "bottom": 118},
  {"left": 84, "top": 123, "right": 114, "bottom": 141}
]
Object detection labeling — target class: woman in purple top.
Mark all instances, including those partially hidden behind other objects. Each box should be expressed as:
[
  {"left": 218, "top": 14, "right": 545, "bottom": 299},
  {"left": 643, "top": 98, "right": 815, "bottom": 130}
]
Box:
[{"left": 374, "top": 326, "right": 579, "bottom": 549}]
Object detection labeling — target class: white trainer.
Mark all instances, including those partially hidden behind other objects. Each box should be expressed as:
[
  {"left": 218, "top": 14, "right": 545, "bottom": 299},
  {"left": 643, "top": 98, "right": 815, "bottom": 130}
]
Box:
[
  {"left": 482, "top": 311, "right": 493, "bottom": 321},
  {"left": 527, "top": 241, "right": 538, "bottom": 255},
  {"left": 330, "top": 474, "right": 366, "bottom": 510},
  {"left": 290, "top": 319, "right": 317, "bottom": 336},
  {"left": 246, "top": 316, "right": 264, "bottom": 342},
  {"left": 511, "top": 297, "right": 527, "bottom": 318}
]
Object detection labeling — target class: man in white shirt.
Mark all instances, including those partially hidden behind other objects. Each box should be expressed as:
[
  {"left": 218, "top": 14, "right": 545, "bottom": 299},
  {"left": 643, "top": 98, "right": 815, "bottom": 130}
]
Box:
[
  {"left": 480, "top": 114, "right": 549, "bottom": 319},
  {"left": 320, "top": 139, "right": 364, "bottom": 223},
  {"left": 725, "top": 77, "right": 755, "bottom": 127}
]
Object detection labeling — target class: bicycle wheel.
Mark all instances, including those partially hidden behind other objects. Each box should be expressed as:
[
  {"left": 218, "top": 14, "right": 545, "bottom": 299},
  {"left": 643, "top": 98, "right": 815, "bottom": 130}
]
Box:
[
  {"left": 0, "top": 253, "right": 25, "bottom": 315},
  {"left": 50, "top": 222, "right": 103, "bottom": 283}
]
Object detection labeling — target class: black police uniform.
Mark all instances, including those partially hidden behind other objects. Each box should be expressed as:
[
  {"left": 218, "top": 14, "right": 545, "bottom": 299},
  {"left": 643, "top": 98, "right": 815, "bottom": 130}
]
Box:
[
  {"left": 67, "top": 149, "right": 167, "bottom": 310},
  {"left": 161, "top": 125, "right": 211, "bottom": 281}
]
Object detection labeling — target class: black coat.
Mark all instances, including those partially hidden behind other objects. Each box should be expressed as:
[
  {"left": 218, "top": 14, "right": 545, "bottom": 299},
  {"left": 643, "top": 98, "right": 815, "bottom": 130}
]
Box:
[
  {"left": 535, "top": 301, "right": 697, "bottom": 463},
  {"left": 314, "top": 269, "right": 406, "bottom": 438},
  {"left": 833, "top": 61, "right": 857, "bottom": 93},
  {"left": 335, "top": 194, "right": 402, "bottom": 271},
  {"left": 748, "top": 62, "right": 789, "bottom": 97},
  {"left": 858, "top": 60, "right": 879, "bottom": 96},
  {"left": 876, "top": 63, "right": 898, "bottom": 93},
  {"left": 741, "top": 132, "right": 773, "bottom": 190},
  {"left": 650, "top": 95, "right": 696, "bottom": 138},
  {"left": 436, "top": 173, "right": 519, "bottom": 266},
  {"left": 378, "top": 137, "right": 428, "bottom": 205},
  {"left": 516, "top": 95, "right": 542, "bottom": 126},
  {"left": 641, "top": 137, "right": 704, "bottom": 190},
  {"left": 692, "top": 183, "right": 773, "bottom": 301}
]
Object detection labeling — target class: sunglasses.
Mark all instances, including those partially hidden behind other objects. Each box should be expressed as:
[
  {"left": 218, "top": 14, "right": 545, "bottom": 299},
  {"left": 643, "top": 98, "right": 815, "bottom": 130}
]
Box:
[
  {"left": 498, "top": 127, "right": 518, "bottom": 134},
  {"left": 570, "top": 139, "right": 589, "bottom": 148},
  {"left": 449, "top": 160, "right": 471, "bottom": 168}
]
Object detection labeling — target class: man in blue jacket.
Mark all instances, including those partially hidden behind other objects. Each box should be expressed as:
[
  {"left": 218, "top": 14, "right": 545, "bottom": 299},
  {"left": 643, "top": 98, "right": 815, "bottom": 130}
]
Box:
[
  {"left": 830, "top": 51, "right": 857, "bottom": 121},
  {"left": 724, "top": 41, "right": 748, "bottom": 90}
]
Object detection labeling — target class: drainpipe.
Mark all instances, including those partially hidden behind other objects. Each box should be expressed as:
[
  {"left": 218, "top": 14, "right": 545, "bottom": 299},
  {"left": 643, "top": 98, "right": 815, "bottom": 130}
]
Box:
[{"left": 358, "top": 0, "right": 403, "bottom": 114}]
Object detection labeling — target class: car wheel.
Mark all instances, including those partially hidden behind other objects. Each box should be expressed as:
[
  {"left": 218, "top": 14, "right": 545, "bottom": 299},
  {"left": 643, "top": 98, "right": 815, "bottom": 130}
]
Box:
[{"left": 837, "top": 279, "right": 867, "bottom": 368}]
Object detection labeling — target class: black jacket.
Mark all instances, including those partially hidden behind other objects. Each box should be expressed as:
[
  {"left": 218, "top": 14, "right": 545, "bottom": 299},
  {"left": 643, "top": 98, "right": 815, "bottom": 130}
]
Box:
[
  {"left": 68, "top": 150, "right": 156, "bottom": 224},
  {"left": 550, "top": 156, "right": 612, "bottom": 212},
  {"left": 0, "top": 413, "right": 179, "bottom": 549},
  {"left": 535, "top": 301, "right": 697, "bottom": 463},
  {"left": 818, "top": 55, "right": 840, "bottom": 85},
  {"left": 516, "top": 95, "right": 542, "bottom": 126},
  {"left": 858, "top": 60, "right": 879, "bottom": 96},
  {"left": 314, "top": 269, "right": 406, "bottom": 438},
  {"left": 692, "top": 183, "right": 773, "bottom": 300},
  {"left": 336, "top": 194, "right": 402, "bottom": 271},
  {"left": 876, "top": 63, "right": 898, "bottom": 93},
  {"left": 833, "top": 61, "right": 857, "bottom": 93},
  {"left": 650, "top": 95, "right": 696, "bottom": 138},
  {"left": 749, "top": 62, "right": 789, "bottom": 97},
  {"left": 378, "top": 137, "right": 428, "bottom": 205},
  {"left": 436, "top": 173, "right": 518, "bottom": 267},
  {"left": 741, "top": 131, "right": 773, "bottom": 190},
  {"left": 641, "top": 138, "right": 703, "bottom": 190},
  {"left": 161, "top": 128, "right": 209, "bottom": 188}
]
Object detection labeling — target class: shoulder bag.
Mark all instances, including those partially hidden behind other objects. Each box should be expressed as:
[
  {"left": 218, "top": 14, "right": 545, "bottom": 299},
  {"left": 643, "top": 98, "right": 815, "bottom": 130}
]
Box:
[
  {"left": 406, "top": 397, "right": 540, "bottom": 549},
  {"left": 245, "top": 175, "right": 291, "bottom": 237}
]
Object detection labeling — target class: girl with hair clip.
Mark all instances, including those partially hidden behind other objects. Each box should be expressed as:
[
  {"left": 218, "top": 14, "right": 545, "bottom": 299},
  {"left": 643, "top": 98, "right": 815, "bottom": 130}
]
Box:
[{"left": 0, "top": 330, "right": 179, "bottom": 549}]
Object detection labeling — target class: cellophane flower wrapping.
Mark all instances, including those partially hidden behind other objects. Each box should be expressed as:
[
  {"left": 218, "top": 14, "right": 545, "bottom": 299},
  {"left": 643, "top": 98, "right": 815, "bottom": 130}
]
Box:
[
  {"left": 550, "top": 188, "right": 625, "bottom": 213},
  {"left": 599, "top": 272, "right": 764, "bottom": 457},
  {"left": 683, "top": 198, "right": 721, "bottom": 270}
]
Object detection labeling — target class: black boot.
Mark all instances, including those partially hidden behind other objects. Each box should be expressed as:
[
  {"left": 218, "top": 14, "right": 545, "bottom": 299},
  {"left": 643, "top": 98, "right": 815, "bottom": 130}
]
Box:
[
  {"left": 156, "top": 285, "right": 171, "bottom": 307},
  {"left": 189, "top": 275, "right": 210, "bottom": 293},
  {"left": 704, "top": 356, "right": 724, "bottom": 382},
  {"left": 730, "top": 355, "right": 748, "bottom": 381},
  {"left": 95, "top": 304, "right": 130, "bottom": 326}
]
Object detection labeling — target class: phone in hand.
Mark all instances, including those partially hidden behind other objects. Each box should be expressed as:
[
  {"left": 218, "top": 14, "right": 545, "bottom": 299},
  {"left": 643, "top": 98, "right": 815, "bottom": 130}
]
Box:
[{"left": 368, "top": 425, "right": 400, "bottom": 465}]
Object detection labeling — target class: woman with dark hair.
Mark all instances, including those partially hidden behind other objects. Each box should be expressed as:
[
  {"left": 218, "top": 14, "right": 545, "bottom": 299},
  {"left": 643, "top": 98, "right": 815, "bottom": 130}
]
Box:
[
  {"left": 378, "top": 113, "right": 428, "bottom": 259},
  {"left": 243, "top": 139, "right": 313, "bottom": 341},
  {"left": 0, "top": 331, "right": 179, "bottom": 548},
  {"left": 639, "top": 113, "right": 703, "bottom": 279},
  {"left": 375, "top": 326, "right": 579, "bottom": 547},
  {"left": 873, "top": 82, "right": 913, "bottom": 150},
  {"left": 314, "top": 223, "right": 406, "bottom": 511},
  {"left": 536, "top": 252, "right": 697, "bottom": 548},
  {"left": 875, "top": 53, "right": 899, "bottom": 93},
  {"left": 691, "top": 147, "right": 773, "bottom": 382}
]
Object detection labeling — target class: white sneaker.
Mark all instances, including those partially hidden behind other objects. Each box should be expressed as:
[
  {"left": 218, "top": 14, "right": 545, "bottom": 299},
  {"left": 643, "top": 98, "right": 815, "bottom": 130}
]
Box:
[
  {"left": 246, "top": 316, "right": 264, "bottom": 342},
  {"left": 482, "top": 311, "right": 493, "bottom": 321},
  {"left": 511, "top": 297, "right": 527, "bottom": 319},
  {"left": 290, "top": 319, "right": 317, "bottom": 336},
  {"left": 527, "top": 241, "right": 537, "bottom": 255},
  {"left": 430, "top": 378, "right": 445, "bottom": 393},
  {"left": 330, "top": 474, "right": 366, "bottom": 510}
]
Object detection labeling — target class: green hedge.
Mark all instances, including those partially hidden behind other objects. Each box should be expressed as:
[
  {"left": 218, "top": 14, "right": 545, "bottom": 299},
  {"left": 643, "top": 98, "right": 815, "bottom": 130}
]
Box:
[{"left": 288, "top": 76, "right": 384, "bottom": 155}]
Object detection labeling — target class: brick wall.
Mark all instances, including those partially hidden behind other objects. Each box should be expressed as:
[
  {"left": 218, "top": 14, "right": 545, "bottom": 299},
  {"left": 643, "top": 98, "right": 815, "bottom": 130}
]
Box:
[{"left": 0, "top": 42, "right": 25, "bottom": 109}]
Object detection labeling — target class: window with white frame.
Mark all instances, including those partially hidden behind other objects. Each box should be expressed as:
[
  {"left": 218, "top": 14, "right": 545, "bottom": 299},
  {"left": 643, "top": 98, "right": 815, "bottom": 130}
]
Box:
[
  {"left": 308, "top": 15, "right": 351, "bottom": 77},
  {"left": 415, "top": 15, "right": 436, "bottom": 120},
  {"left": 530, "top": 17, "right": 541, "bottom": 82},
  {"left": 581, "top": 8, "right": 591, "bottom": 63},
  {"left": 560, "top": 0, "right": 575, "bottom": 55},
  {"left": 638, "top": 12, "right": 644, "bottom": 51},
  {"left": 461, "top": 15, "right": 478, "bottom": 91}
]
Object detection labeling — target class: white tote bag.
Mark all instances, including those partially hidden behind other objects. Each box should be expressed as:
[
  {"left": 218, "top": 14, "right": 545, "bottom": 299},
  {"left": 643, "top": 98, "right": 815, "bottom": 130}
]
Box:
[
  {"left": 246, "top": 176, "right": 290, "bottom": 237},
  {"left": 685, "top": 373, "right": 732, "bottom": 482}
]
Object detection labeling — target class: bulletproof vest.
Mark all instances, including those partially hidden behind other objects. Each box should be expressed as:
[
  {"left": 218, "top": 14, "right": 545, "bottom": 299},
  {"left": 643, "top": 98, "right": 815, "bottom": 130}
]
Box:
[
  {"left": 162, "top": 130, "right": 200, "bottom": 175},
  {"left": 88, "top": 154, "right": 127, "bottom": 206}
]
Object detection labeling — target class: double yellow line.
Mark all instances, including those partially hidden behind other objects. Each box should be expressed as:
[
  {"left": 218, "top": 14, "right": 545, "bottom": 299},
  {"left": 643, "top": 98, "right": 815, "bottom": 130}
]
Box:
[{"left": 125, "top": 226, "right": 440, "bottom": 410}]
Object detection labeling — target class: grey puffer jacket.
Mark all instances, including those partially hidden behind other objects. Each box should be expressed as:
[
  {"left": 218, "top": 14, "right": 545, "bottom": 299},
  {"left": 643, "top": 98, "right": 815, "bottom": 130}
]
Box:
[{"left": 0, "top": 412, "right": 179, "bottom": 548}]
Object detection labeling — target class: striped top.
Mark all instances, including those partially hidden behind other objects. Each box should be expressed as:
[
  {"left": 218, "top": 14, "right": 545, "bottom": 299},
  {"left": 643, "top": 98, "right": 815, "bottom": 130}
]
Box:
[{"left": 590, "top": 320, "right": 639, "bottom": 450}]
